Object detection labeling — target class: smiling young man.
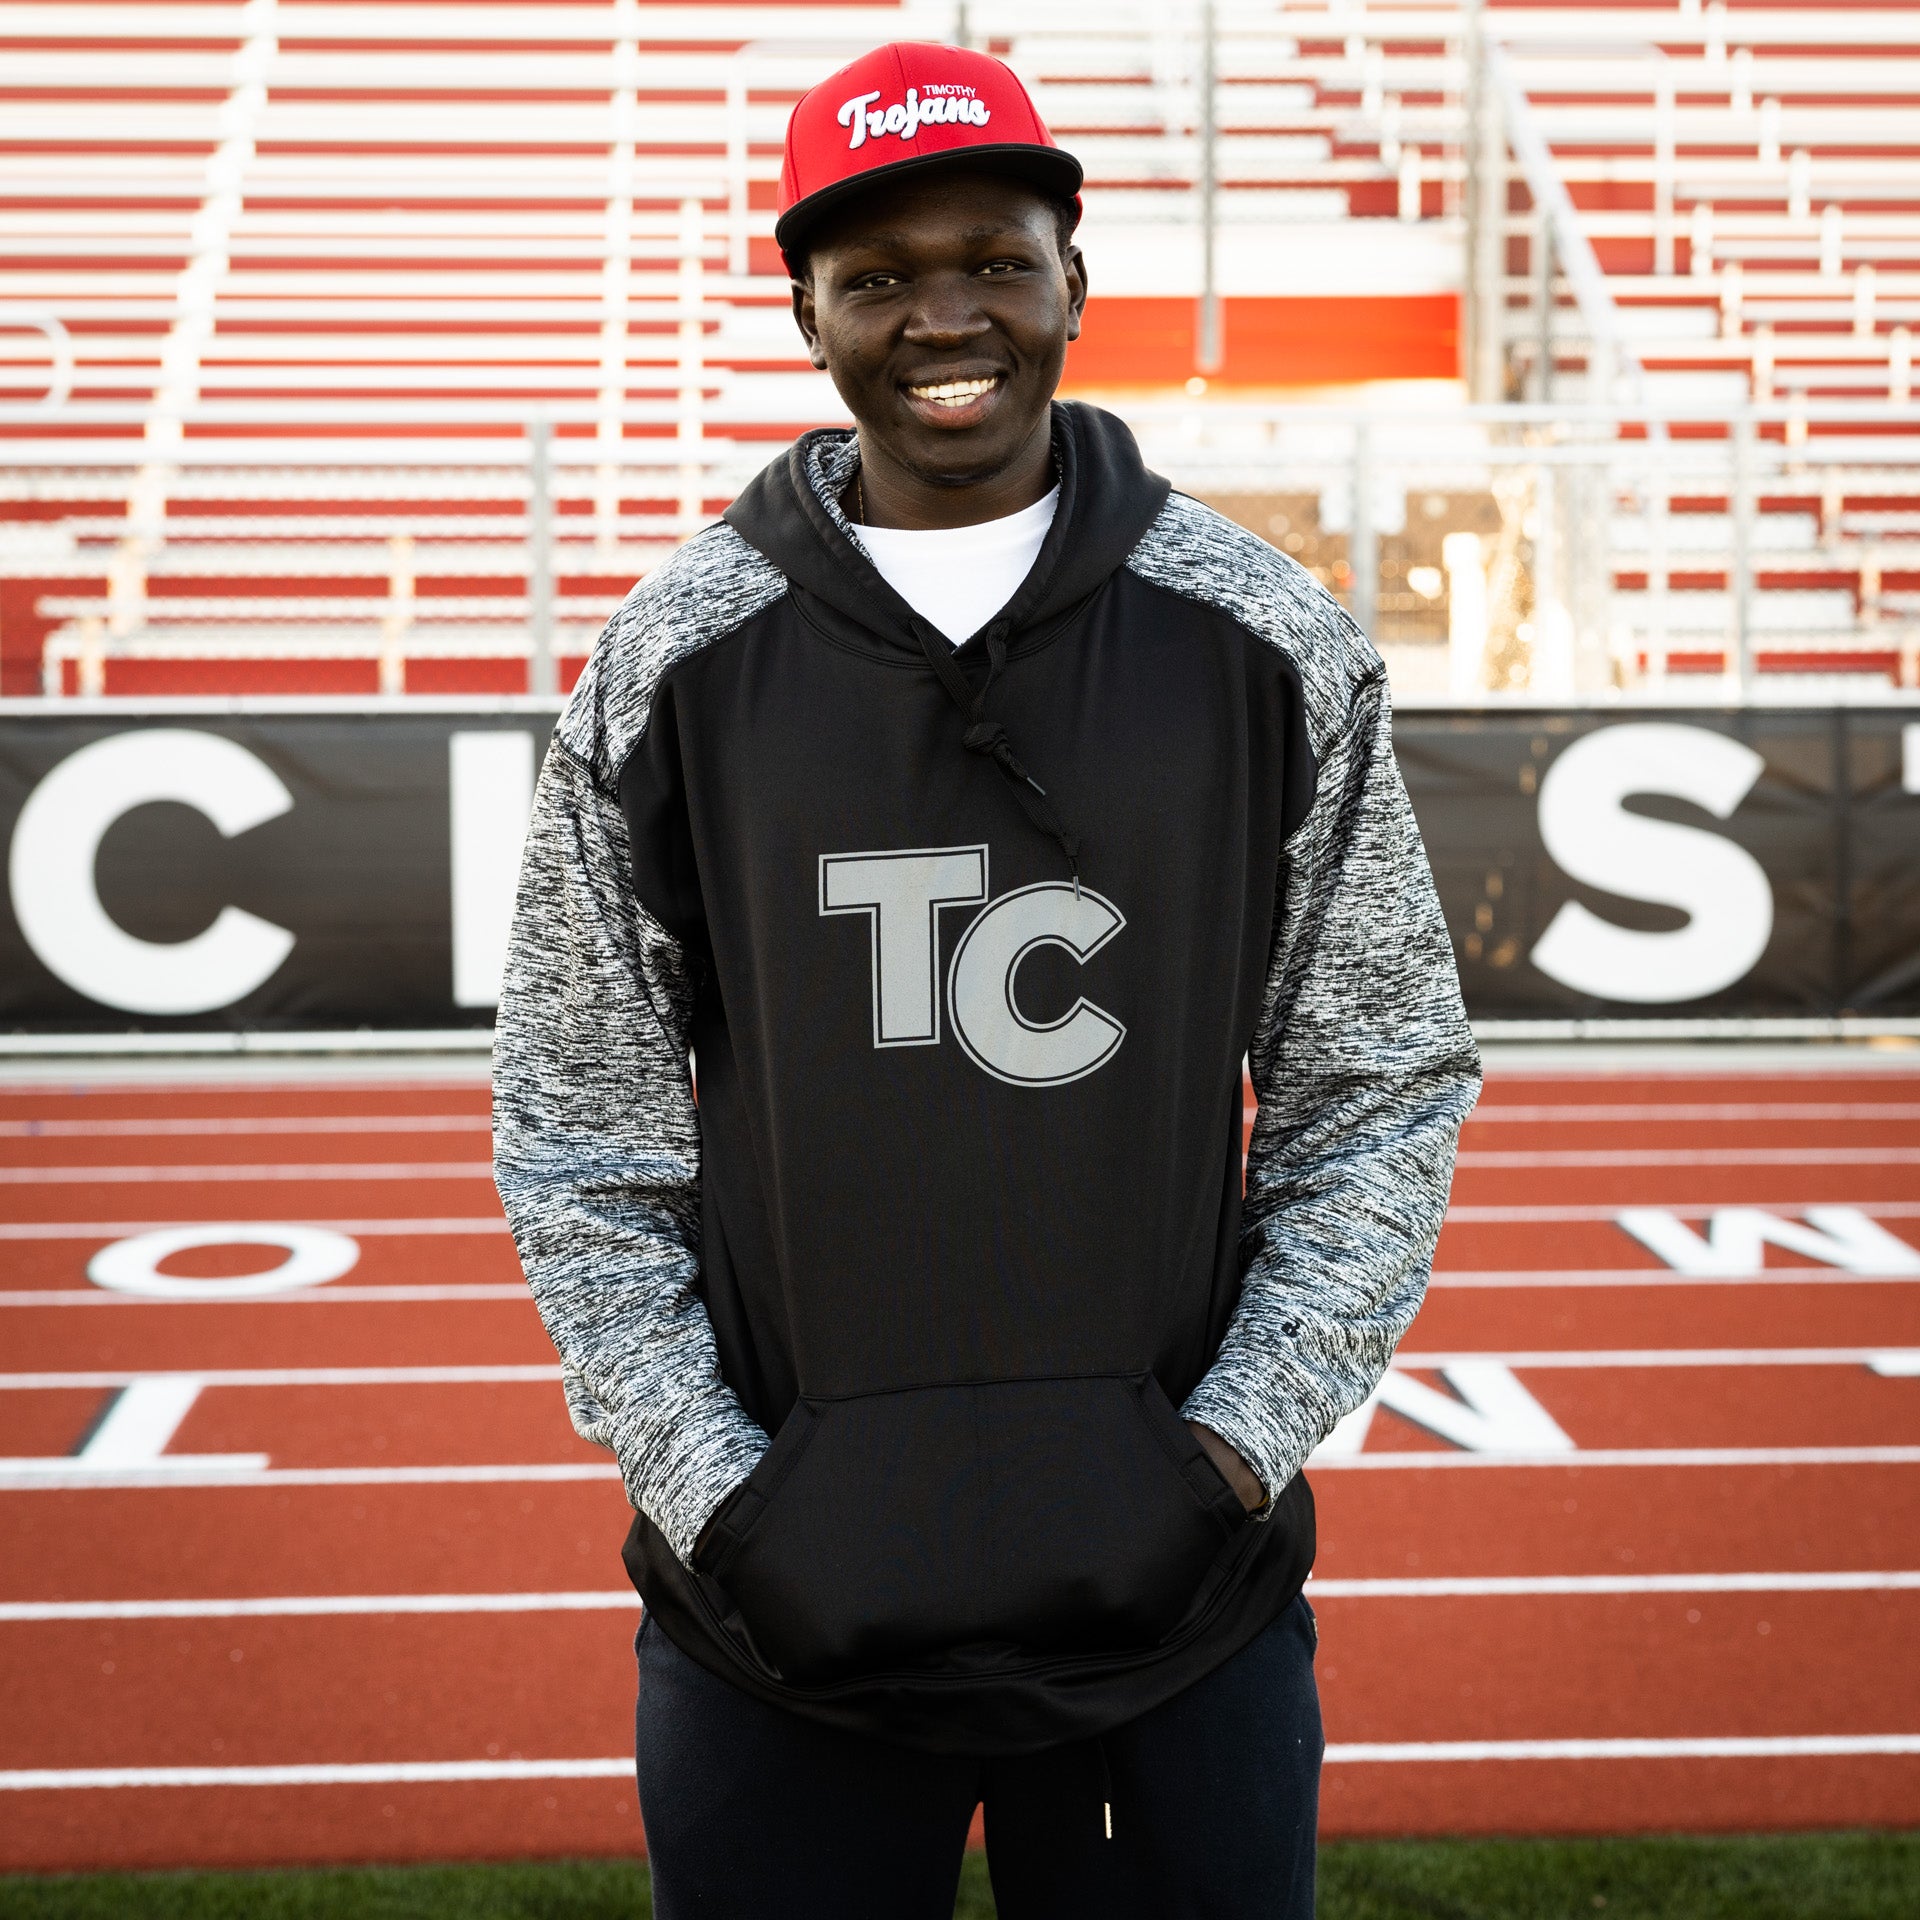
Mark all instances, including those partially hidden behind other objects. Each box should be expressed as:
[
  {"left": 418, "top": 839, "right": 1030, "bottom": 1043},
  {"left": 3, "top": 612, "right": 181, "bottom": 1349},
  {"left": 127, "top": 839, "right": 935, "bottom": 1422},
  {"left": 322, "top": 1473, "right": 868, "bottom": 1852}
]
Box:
[{"left": 494, "top": 40, "right": 1478, "bottom": 1920}]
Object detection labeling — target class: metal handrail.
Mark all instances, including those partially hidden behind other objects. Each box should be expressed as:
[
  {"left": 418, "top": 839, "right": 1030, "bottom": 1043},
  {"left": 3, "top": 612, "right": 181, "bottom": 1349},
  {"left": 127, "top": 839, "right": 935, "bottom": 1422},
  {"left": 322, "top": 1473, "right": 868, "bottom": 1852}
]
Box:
[{"left": 1487, "top": 51, "right": 1643, "bottom": 405}]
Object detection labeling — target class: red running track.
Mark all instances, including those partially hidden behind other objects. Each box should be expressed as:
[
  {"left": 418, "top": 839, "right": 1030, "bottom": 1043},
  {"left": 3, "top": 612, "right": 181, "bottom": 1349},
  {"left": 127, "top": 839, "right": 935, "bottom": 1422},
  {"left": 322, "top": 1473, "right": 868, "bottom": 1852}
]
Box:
[{"left": 2, "top": 1058, "right": 1919, "bottom": 1870}]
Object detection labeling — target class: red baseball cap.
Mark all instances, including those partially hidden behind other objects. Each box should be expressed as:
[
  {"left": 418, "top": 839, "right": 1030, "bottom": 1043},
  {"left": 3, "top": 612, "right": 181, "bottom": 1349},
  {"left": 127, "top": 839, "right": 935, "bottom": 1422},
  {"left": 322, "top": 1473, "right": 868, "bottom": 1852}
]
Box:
[{"left": 776, "top": 42, "right": 1083, "bottom": 270}]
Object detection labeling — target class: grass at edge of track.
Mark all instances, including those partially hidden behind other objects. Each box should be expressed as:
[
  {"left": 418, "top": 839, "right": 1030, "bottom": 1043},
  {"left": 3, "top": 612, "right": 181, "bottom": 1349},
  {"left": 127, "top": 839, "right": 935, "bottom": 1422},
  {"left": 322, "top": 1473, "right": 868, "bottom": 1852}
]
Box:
[{"left": 1, "top": 1834, "right": 1918, "bottom": 1918}]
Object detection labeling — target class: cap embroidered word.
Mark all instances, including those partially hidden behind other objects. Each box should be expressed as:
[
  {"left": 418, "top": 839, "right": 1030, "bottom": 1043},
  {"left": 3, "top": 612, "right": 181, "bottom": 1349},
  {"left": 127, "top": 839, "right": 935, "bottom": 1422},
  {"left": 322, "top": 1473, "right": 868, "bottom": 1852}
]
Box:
[{"left": 838, "top": 87, "right": 991, "bottom": 149}]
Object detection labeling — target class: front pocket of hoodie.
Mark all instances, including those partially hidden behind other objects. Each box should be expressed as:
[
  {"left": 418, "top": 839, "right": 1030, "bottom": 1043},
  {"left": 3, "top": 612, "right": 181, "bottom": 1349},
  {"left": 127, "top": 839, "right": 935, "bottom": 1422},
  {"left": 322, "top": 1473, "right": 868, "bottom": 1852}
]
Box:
[{"left": 710, "top": 1373, "right": 1242, "bottom": 1686}]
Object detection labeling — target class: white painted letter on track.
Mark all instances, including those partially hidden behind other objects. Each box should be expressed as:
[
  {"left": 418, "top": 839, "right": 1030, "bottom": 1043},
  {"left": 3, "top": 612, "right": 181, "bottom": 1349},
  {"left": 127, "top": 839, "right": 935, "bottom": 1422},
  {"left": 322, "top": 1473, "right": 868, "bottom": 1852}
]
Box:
[
  {"left": 1618, "top": 1207, "right": 1920, "bottom": 1276},
  {"left": 1310, "top": 1362, "right": 1576, "bottom": 1459},
  {"left": 88, "top": 1225, "right": 362, "bottom": 1300},
  {"left": 0, "top": 1376, "right": 269, "bottom": 1481}
]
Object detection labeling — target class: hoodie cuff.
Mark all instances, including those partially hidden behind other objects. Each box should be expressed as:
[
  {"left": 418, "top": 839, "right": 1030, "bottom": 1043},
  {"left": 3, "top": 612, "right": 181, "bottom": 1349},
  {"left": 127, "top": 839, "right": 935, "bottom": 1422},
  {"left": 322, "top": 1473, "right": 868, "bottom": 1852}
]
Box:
[
  {"left": 611, "top": 1394, "right": 769, "bottom": 1568},
  {"left": 1180, "top": 1356, "right": 1332, "bottom": 1516}
]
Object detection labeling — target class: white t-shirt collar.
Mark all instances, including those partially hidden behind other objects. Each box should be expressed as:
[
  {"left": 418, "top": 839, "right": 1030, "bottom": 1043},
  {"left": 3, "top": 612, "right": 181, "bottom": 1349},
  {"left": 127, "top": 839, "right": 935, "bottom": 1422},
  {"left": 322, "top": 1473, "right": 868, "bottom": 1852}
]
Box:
[{"left": 852, "top": 486, "right": 1060, "bottom": 646}]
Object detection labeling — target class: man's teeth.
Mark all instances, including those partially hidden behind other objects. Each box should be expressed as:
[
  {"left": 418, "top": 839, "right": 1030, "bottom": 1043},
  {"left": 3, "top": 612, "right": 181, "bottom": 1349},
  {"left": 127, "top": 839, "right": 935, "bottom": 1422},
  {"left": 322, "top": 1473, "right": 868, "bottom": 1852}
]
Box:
[{"left": 909, "top": 378, "right": 997, "bottom": 408}]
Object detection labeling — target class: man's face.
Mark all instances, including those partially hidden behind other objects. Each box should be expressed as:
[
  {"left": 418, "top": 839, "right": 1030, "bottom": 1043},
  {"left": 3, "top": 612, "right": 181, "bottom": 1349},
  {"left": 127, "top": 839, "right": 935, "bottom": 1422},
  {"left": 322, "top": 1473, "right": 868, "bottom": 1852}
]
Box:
[{"left": 792, "top": 170, "right": 1087, "bottom": 491}]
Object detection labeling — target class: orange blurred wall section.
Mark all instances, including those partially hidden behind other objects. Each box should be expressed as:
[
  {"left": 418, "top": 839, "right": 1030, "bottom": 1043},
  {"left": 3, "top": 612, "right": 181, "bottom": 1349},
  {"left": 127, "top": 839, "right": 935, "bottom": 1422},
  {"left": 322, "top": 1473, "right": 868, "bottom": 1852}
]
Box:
[{"left": 1062, "top": 293, "right": 1460, "bottom": 389}]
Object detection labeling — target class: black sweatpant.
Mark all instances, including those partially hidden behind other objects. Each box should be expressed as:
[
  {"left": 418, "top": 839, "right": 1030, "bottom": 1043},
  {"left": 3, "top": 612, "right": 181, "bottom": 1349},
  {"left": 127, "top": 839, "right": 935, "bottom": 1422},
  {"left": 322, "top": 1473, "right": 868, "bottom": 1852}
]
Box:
[{"left": 635, "top": 1595, "right": 1322, "bottom": 1920}]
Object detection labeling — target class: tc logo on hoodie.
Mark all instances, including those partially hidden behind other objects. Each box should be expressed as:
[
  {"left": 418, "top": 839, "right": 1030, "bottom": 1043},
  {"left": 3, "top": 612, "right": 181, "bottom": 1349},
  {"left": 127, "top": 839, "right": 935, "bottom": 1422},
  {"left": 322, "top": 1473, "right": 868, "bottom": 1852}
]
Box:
[{"left": 819, "top": 844, "right": 1125, "bottom": 1087}]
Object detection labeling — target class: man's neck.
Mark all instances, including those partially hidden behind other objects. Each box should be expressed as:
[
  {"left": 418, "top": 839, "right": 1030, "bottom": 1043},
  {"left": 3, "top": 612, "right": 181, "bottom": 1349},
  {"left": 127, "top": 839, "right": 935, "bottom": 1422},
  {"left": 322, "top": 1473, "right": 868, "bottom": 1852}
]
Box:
[{"left": 849, "top": 416, "right": 1055, "bottom": 531}]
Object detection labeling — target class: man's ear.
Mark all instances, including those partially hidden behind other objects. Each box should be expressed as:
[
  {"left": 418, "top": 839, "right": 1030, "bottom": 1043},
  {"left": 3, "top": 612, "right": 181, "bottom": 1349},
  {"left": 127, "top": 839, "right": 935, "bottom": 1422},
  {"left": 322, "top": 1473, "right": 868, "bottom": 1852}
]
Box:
[
  {"left": 1063, "top": 243, "right": 1088, "bottom": 345},
  {"left": 790, "top": 275, "right": 829, "bottom": 372}
]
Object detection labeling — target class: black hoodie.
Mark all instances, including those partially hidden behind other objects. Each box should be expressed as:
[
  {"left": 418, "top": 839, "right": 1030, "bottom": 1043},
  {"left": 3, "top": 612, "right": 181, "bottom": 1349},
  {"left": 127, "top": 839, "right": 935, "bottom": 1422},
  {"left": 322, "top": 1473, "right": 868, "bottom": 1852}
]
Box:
[{"left": 494, "top": 402, "right": 1479, "bottom": 1754}]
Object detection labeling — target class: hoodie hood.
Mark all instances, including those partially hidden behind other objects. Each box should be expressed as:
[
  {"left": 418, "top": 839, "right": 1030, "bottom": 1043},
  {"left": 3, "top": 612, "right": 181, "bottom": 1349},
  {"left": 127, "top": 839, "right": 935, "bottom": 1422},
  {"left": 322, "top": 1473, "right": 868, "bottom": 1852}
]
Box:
[
  {"left": 723, "top": 400, "right": 1172, "bottom": 661},
  {"left": 724, "top": 402, "right": 1172, "bottom": 883}
]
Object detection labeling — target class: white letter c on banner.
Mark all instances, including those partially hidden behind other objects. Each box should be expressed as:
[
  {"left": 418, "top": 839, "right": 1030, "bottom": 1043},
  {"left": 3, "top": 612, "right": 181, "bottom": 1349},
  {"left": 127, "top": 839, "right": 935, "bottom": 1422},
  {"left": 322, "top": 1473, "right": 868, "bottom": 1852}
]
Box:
[{"left": 8, "top": 729, "right": 296, "bottom": 1014}]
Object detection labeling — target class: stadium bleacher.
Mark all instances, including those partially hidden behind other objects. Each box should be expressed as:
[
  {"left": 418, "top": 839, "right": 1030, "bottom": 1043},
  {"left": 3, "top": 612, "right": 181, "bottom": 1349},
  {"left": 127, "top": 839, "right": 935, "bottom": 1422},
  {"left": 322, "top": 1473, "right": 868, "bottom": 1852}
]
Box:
[
  {"left": 0, "top": 1, "right": 1915, "bottom": 697},
  {"left": 1478, "top": 3, "right": 1920, "bottom": 686}
]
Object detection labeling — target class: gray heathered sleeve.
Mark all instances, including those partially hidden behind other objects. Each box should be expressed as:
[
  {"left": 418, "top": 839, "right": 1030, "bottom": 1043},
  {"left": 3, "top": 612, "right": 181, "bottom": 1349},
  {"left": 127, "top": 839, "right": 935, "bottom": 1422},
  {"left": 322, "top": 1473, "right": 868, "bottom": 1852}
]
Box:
[
  {"left": 1128, "top": 494, "right": 1482, "bottom": 1503},
  {"left": 491, "top": 524, "right": 784, "bottom": 1565}
]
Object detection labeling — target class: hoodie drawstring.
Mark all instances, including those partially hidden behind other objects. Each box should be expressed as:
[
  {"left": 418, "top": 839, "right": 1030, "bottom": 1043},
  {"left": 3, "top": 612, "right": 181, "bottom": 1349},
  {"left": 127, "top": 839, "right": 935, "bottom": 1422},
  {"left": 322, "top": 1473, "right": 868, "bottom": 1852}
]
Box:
[
  {"left": 1088, "top": 1735, "right": 1115, "bottom": 1840},
  {"left": 906, "top": 609, "right": 1083, "bottom": 892}
]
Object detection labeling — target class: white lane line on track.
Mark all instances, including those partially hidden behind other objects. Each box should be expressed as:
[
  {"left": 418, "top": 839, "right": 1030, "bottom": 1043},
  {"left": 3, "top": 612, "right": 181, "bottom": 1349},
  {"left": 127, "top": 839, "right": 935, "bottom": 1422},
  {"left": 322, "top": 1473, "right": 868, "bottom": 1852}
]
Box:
[
  {"left": 34, "top": 1153, "right": 1919, "bottom": 1185},
  {"left": 1306, "top": 1571, "right": 1920, "bottom": 1597},
  {"left": 0, "top": 1220, "right": 509, "bottom": 1240},
  {"left": 1392, "top": 1347, "right": 1920, "bottom": 1369},
  {"left": 8, "top": 1450, "right": 1920, "bottom": 1492},
  {"left": 1465, "top": 1104, "right": 1920, "bottom": 1124},
  {"left": 0, "top": 1163, "right": 496, "bottom": 1184},
  {"left": 9, "top": 1737, "right": 1920, "bottom": 1789},
  {"left": 60, "top": 1136, "right": 1920, "bottom": 1167},
  {"left": 1429, "top": 1268, "right": 1920, "bottom": 1288},
  {"left": 7, "top": 1274, "right": 1914, "bottom": 1303},
  {"left": 0, "top": 1760, "right": 635, "bottom": 1791},
  {"left": 0, "top": 1592, "right": 641, "bottom": 1622},
  {"left": 0, "top": 1286, "right": 531, "bottom": 1307},
  {"left": 1448, "top": 1201, "right": 1920, "bottom": 1223},
  {"left": 1312, "top": 1449, "right": 1920, "bottom": 1470},
  {"left": 8, "top": 1571, "right": 1919, "bottom": 1623},
  {"left": 14, "top": 1209, "right": 1908, "bottom": 1236},
  {"left": 1457, "top": 1148, "right": 1920, "bottom": 1168},
  {"left": 1324, "top": 1736, "right": 1920, "bottom": 1764},
  {"left": 0, "top": 1465, "right": 623, "bottom": 1491},
  {"left": 8, "top": 1350, "right": 1915, "bottom": 1392},
  {"left": 0, "top": 1116, "right": 490, "bottom": 1138},
  {"left": 0, "top": 1366, "right": 563, "bottom": 1389}
]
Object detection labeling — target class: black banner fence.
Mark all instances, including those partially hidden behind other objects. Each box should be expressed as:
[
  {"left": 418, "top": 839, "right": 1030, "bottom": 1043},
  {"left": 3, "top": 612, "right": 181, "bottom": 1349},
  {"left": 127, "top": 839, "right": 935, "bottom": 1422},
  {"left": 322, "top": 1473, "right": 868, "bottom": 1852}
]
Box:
[{"left": 1, "top": 700, "right": 1916, "bottom": 1035}]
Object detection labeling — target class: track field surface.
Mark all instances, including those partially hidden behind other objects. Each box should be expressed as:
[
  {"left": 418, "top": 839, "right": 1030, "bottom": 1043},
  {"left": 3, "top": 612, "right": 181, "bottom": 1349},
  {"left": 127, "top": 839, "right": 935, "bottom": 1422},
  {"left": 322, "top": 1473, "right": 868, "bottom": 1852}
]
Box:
[{"left": 2, "top": 1054, "right": 1918, "bottom": 1871}]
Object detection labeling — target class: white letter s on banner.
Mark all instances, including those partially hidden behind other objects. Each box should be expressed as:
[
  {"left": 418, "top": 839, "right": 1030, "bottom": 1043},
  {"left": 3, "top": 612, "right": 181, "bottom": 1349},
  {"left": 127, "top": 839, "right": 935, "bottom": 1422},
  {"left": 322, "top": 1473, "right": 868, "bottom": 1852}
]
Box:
[{"left": 1530, "top": 722, "right": 1772, "bottom": 1004}]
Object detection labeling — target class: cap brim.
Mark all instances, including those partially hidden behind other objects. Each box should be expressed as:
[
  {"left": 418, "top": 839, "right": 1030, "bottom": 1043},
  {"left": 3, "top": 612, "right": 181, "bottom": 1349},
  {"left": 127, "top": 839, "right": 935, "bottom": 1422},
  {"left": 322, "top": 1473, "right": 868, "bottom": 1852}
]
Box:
[{"left": 776, "top": 144, "right": 1085, "bottom": 269}]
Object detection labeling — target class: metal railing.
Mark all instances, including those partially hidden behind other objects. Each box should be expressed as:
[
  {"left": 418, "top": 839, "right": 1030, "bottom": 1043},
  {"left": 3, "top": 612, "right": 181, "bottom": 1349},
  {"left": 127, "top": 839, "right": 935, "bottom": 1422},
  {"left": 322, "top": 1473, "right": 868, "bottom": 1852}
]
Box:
[
  {"left": 1124, "top": 397, "right": 1920, "bottom": 695},
  {"left": 13, "top": 396, "right": 1920, "bottom": 699}
]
